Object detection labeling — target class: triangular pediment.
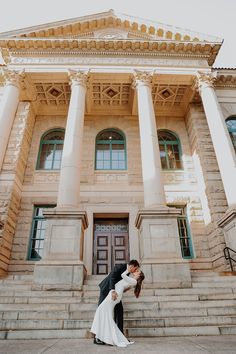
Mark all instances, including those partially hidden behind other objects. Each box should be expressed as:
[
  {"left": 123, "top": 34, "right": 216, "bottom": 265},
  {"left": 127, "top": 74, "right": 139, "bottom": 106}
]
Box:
[{"left": 0, "top": 9, "right": 221, "bottom": 43}]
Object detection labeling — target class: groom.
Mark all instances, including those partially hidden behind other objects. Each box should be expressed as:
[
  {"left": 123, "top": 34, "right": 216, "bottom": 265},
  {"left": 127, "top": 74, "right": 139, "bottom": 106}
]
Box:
[{"left": 94, "top": 259, "right": 140, "bottom": 345}]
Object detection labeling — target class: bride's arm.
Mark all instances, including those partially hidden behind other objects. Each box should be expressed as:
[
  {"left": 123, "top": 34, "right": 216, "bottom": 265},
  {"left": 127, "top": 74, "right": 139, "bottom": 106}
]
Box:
[{"left": 121, "top": 270, "right": 137, "bottom": 285}]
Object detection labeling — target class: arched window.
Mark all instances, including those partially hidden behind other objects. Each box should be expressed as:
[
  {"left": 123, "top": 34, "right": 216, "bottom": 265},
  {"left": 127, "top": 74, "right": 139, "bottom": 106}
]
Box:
[
  {"left": 226, "top": 117, "right": 236, "bottom": 153},
  {"left": 158, "top": 130, "right": 183, "bottom": 170},
  {"left": 95, "top": 129, "right": 126, "bottom": 170},
  {"left": 37, "top": 129, "right": 64, "bottom": 170}
]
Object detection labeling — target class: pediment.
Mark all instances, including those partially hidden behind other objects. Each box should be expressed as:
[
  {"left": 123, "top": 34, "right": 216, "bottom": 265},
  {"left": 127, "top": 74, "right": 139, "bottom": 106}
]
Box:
[{"left": 0, "top": 9, "right": 221, "bottom": 43}]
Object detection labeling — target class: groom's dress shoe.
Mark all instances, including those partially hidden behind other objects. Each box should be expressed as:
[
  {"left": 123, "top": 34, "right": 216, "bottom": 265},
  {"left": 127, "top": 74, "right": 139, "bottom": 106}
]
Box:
[{"left": 93, "top": 338, "right": 105, "bottom": 345}]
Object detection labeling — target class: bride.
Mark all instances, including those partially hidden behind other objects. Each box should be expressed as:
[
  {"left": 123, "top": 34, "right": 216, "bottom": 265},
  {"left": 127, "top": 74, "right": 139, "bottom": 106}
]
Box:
[{"left": 91, "top": 268, "right": 145, "bottom": 348}]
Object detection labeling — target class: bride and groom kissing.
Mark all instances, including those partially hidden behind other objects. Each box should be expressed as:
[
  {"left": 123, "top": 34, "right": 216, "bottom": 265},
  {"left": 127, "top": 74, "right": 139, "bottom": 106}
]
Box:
[{"left": 91, "top": 259, "right": 145, "bottom": 348}]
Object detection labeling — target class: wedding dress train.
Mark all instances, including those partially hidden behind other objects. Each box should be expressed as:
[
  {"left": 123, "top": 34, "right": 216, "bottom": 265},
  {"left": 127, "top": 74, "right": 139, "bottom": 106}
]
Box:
[{"left": 91, "top": 269, "right": 137, "bottom": 347}]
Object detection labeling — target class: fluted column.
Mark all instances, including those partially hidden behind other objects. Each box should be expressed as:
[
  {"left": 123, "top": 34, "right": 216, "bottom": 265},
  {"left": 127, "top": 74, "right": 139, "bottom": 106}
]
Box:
[
  {"left": 0, "top": 69, "right": 24, "bottom": 171},
  {"left": 197, "top": 72, "right": 236, "bottom": 207},
  {"left": 57, "top": 70, "right": 89, "bottom": 208},
  {"left": 132, "top": 71, "right": 166, "bottom": 208}
]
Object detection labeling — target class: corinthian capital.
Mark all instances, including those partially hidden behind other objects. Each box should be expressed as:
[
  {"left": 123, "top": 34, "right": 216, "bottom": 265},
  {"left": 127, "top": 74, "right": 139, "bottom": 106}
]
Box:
[
  {"left": 132, "top": 70, "right": 153, "bottom": 89},
  {"left": 196, "top": 71, "right": 217, "bottom": 92},
  {"left": 68, "top": 69, "right": 90, "bottom": 88},
  {"left": 1, "top": 68, "right": 25, "bottom": 88}
]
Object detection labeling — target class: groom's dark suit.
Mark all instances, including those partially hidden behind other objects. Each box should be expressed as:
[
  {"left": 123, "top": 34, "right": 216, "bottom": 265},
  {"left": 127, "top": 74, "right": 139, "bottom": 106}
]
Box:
[{"left": 98, "top": 263, "right": 128, "bottom": 333}]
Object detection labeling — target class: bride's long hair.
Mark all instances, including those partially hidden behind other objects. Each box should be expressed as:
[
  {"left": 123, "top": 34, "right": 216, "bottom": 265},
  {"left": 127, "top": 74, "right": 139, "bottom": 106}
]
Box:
[{"left": 134, "top": 271, "right": 145, "bottom": 298}]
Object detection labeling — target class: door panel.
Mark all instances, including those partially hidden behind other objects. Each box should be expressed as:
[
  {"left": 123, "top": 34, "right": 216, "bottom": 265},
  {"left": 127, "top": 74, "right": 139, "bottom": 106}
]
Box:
[
  {"left": 94, "top": 232, "right": 111, "bottom": 275},
  {"left": 93, "top": 219, "right": 129, "bottom": 275}
]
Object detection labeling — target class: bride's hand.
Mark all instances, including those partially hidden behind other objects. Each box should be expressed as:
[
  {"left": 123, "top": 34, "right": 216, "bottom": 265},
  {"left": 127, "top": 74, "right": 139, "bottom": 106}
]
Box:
[{"left": 111, "top": 291, "right": 118, "bottom": 301}]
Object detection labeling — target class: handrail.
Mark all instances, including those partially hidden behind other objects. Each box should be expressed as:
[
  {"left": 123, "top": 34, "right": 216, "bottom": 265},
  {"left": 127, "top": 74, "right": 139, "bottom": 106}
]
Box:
[{"left": 223, "top": 247, "right": 236, "bottom": 271}]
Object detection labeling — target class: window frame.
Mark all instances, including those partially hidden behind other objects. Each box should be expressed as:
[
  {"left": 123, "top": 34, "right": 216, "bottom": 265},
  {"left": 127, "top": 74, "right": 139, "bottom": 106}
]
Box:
[
  {"left": 168, "top": 204, "right": 194, "bottom": 259},
  {"left": 95, "top": 128, "right": 127, "bottom": 170},
  {"left": 158, "top": 129, "right": 183, "bottom": 171},
  {"left": 27, "top": 205, "right": 55, "bottom": 261},
  {"left": 36, "top": 128, "right": 65, "bottom": 171},
  {"left": 226, "top": 116, "right": 236, "bottom": 153}
]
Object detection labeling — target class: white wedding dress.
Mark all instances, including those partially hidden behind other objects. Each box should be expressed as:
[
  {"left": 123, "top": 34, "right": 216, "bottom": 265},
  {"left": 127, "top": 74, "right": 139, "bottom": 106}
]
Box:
[{"left": 91, "top": 269, "right": 137, "bottom": 347}]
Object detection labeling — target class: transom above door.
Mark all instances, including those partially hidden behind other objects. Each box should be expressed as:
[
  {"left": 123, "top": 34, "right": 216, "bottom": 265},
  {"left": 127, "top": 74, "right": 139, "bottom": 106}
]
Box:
[{"left": 93, "top": 218, "right": 129, "bottom": 275}]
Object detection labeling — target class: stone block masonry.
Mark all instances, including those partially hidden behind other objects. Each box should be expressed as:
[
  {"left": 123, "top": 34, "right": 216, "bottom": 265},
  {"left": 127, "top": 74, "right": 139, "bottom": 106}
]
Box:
[{"left": 0, "top": 102, "right": 35, "bottom": 275}]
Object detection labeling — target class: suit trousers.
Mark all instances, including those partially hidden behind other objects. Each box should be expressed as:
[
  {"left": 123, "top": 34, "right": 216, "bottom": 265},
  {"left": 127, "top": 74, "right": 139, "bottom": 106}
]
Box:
[{"left": 98, "top": 290, "right": 124, "bottom": 334}]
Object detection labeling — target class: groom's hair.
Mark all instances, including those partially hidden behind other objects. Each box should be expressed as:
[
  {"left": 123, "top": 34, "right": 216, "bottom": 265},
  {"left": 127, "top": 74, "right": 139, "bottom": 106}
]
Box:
[{"left": 128, "top": 259, "right": 140, "bottom": 268}]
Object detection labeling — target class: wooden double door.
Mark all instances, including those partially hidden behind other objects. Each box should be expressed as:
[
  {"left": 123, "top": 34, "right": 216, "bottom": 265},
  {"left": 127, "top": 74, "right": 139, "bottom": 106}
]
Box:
[{"left": 93, "top": 219, "right": 129, "bottom": 275}]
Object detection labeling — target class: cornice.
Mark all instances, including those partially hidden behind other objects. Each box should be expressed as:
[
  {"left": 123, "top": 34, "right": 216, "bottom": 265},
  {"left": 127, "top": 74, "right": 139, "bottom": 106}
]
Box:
[
  {"left": 0, "top": 38, "right": 221, "bottom": 66},
  {"left": 215, "top": 74, "right": 236, "bottom": 88}
]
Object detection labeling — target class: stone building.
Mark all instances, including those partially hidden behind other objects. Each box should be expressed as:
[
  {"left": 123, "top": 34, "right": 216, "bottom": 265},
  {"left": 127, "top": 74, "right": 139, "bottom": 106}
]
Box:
[{"left": 0, "top": 9, "right": 236, "bottom": 292}]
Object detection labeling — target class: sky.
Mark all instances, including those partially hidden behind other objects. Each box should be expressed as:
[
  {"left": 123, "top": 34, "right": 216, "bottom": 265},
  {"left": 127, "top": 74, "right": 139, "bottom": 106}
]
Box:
[{"left": 0, "top": 0, "right": 235, "bottom": 68}]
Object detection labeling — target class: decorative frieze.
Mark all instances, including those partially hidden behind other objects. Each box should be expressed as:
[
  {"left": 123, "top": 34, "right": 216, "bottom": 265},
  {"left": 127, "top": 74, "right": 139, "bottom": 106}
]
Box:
[{"left": 9, "top": 56, "right": 207, "bottom": 67}]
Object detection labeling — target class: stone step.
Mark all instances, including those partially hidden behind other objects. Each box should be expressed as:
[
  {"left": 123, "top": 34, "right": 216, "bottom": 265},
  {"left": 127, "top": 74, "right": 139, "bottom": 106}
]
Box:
[
  {"left": 0, "top": 290, "right": 82, "bottom": 297},
  {"left": 2, "top": 298, "right": 236, "bottom": 313},
  {"left": 192, "top": 282, "right": 236, "bottom": 288},
  {"left": 83, "top": 287, "right": 234, "bottom": 297},
  {"left": 0, "top": 296, "right": 84, "bottom": 304},
  {"left": 127, "top": 325, "right": 221, "bottom": 337},
  {"left": 2, "top": 316, "right": 236, "bottom": 331},
  {"left": 2, "top": 329, "right": 88, "bottom": 340},
  {"left": 68, "top": 306, "right": 236, "bottom": 320},
  {"left": 0, "top": 306, "right": 228, "bottom": 321},
  {"left": 5, "top": 324, "right": 236, "bottom": 339},
  {"left": 0, "top": 275, "right": 33, "bottom": 281},
  {"left": 0, "top": 284, "right": 32, "bottom": 290},
  {"left": 2, "top": 324, "right": 231, "bottom": 340},
  {"left": 220, "top": 326, "right": 236, "bottom": 335},
  {"left": 191, "top": 276, "right": 236, "bottom": 282}
]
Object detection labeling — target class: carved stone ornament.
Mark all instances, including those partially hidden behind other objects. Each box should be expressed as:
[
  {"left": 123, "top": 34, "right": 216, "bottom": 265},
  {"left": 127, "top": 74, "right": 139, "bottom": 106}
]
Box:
[
  {"left": 68, "top": 69, "right": 90, "bottom": 88},
  {"left": 1, "top": 68, "right": 25, "bottom": 89},
  {"left": 132, "top": 70, "right": 153, "bottom": 89},
  {"left": 196, "top": 71, "right": 217, "bottom": 92}
]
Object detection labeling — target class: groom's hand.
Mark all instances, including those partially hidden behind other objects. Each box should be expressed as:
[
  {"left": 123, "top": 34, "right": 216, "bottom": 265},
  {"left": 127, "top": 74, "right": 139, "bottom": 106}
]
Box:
[{"left": 111, "top": 291, "right": 118, "bottom": 300}]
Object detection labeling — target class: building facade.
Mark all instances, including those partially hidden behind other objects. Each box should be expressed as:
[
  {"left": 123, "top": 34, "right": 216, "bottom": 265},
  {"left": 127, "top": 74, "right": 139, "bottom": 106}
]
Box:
[{"left": 0, "top": 10, "right": 236, "bottom": 289}]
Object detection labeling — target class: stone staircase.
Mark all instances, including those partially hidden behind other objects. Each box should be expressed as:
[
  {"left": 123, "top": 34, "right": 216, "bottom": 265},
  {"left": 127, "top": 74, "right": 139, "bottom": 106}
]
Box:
[{"left": 1, "top": 272, "right": 236, "bottom": 339}]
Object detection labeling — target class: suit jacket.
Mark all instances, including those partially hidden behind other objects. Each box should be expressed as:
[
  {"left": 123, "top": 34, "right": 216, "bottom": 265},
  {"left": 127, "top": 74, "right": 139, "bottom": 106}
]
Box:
[{"left": 99, "top": 263, "right": 128, "bottom": 296}]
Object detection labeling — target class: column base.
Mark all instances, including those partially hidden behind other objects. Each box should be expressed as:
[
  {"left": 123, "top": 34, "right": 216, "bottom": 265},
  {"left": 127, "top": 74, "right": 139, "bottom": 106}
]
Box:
[
  {"left": 141, "top": 260, "right": 191, "bottom": 288},
  {"left": 135, "top": 208, "right": 191, "bottom": 287},
  {"left": 218, "top": 207, "right": 236, "bottom": 250},
  {"left": 33, "top": 260, "right": 86, "bottom": 290},
  {"left": 33, "top": 208, "right": 88, "bottom": 290}
]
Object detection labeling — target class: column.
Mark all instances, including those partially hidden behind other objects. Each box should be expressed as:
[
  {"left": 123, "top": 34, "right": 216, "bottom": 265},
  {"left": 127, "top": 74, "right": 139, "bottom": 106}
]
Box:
[
  {"left": 132, "top": 71, "right": 191, "bottom": 286},
  {"left": 33, "top": 70, "right": 89, "bottom": 290},
  {"left": 197, "top": 72, "right": 236, "bottom": 250},
  {"left": 197, "top": 72, "right": 236, "bottom": 206},
  {"left": 133, "top": 71, "right": 166, "bottom": 208},
  {"left": 0, "top": 69, "right": 23, "bottom": 172},
  {"left": 57, "top": 70, "right": 88, "bottom": 208}
]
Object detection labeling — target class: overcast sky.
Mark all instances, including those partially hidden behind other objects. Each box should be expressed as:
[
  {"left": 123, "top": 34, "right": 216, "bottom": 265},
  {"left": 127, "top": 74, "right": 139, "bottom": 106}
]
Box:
[{"left": 0, "top": 0, "right": 235, "bottom": 68}]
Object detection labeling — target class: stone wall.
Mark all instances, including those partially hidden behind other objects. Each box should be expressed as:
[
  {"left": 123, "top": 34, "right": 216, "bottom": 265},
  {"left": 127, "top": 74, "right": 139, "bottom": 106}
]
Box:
[
  {"left": 0, "top": 102, "right": 35, "bottom": 275},
  {"left": 8, "top": 112, "right": 208, "bottom": 274},
  {"left": 186, "top": 104, "right": 228, "bottom": 270}
]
